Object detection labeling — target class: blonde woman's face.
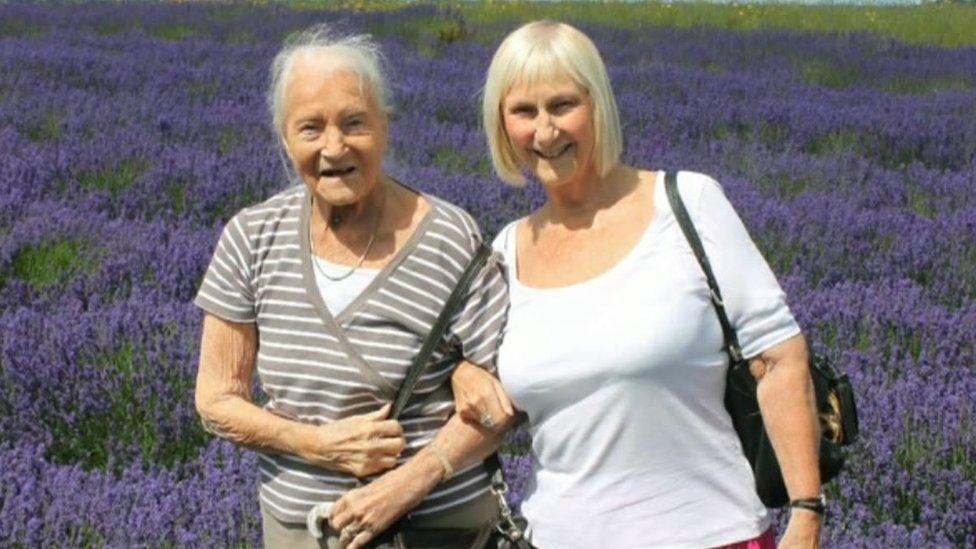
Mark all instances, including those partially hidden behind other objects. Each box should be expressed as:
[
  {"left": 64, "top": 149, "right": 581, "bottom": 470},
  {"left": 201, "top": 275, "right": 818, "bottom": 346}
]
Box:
[
  {"left": 501, "top": 73, "right": 595, "bottom": 189},
  {"left": 280, "top": 64, "right": 388, "bottom": 206}
]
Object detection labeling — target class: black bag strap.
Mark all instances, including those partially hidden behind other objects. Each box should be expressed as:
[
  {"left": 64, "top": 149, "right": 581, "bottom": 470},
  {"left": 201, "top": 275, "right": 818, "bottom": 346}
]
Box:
[
  {"left": 387, "top": 242, "right": 528, "bottom": 543},
  {"left": 664, "top": 171, "right": 745, "bottom": 364},
  {"left": 390, "top": 244, "right": 494, "bottom": 420}
]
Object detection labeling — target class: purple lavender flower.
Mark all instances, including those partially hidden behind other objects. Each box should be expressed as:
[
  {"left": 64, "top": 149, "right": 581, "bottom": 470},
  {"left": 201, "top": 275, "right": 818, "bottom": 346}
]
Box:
[{"left": 1, "top": 3, "right": 973, "bottom": 545}]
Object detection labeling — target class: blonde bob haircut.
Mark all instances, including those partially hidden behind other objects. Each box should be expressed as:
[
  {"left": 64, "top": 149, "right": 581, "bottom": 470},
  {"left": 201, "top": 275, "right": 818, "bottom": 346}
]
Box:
[{"left": 482, "top": 21, "right": 623, "bottom": 186}]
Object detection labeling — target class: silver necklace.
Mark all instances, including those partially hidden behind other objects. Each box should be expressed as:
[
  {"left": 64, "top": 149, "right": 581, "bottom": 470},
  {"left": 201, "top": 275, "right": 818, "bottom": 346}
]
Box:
[{"left": 310, "top": 198, "right": 384, "bottom": 282}]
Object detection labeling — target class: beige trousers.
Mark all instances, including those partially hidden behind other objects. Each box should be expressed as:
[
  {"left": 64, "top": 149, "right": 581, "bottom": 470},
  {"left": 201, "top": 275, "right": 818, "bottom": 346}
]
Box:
[{"left": 261, "top": 492, "right": 498, "bottom": 549}]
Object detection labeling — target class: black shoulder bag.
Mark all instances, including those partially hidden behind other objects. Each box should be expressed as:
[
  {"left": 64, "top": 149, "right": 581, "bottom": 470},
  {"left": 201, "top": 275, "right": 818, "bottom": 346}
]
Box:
[
  {"left": 390, "top": 244, "right": 531, "bottom": 549},
  {"left": 664, "top": 171, "right": 859, "bottom": 508}
]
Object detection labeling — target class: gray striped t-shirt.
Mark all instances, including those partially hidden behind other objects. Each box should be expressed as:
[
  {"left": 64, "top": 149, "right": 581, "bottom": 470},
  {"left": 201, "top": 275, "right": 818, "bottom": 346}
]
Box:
[{"left": 194, "top": 184, "right": 508, "bottom": 524}]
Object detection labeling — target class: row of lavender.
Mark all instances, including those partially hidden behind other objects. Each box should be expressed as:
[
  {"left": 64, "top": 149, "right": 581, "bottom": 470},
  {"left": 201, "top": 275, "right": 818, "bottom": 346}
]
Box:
[{"left": 1, "top": 4, "right": 973, "bottom": 546}]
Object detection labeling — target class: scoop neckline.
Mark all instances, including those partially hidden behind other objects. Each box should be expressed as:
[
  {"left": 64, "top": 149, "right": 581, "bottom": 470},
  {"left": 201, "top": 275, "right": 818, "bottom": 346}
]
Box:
[{"left": 508, "top": 170, "right": 664, "bottom": 295}]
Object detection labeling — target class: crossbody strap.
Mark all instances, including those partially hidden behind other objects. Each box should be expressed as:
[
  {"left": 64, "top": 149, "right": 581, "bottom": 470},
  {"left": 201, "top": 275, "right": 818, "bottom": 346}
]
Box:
[
  {"left": 390, "top": 243, "right": 527, "bottom": 542},
  {"left": 664, "top": 171, "right": 745, "bottom": 364},
  {"left": 390, "top": 244, "right": 494, "bottom": 419}
]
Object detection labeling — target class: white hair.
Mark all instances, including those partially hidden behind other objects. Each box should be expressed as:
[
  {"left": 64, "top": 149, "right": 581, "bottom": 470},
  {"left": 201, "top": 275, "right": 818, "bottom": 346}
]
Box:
[
  {"left": 267, "top": 24, "right": 392, "bottom": 137},
  {"left": 482, "top": 21, "right": 623, "bottom": 186}
]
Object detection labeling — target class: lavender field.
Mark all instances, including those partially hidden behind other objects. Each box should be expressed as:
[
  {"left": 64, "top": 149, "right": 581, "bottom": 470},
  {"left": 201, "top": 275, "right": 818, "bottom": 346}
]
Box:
[{"left": 1, "top": 3, "right": 974, "bottom": 546}]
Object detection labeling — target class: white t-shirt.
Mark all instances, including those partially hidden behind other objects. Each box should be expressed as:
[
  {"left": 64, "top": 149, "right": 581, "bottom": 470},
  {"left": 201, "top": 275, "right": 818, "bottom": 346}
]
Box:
[
  {"left": 311, "top": 256, "right": 380, "bottom": 316},
  {"left": 492, "top": 171, "right": 801, "bottom": 549}
]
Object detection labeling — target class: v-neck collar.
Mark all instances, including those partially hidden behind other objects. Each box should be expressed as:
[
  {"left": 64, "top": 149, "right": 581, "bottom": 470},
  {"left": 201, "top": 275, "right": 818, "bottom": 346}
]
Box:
[{"left": 298, "top": 185, "right": 436, "bottom": 399}]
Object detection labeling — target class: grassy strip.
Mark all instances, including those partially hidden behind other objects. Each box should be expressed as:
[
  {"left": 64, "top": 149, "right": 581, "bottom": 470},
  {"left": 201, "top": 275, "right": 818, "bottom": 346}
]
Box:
[
  {"left": 10, "top": 238, "right": 99, "bottom": 291},
  {"left": 288, "top": 1, "right": 976, "bottom": 48},
  {"left": 458, "top": 2, "right": 976, "bottom": 48},
  {"left": 46, "top": 342, "right": 211, "bottom": 472}
]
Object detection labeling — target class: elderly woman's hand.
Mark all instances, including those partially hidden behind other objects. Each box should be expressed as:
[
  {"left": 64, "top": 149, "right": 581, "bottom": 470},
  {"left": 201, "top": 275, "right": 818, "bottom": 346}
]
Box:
[
  {"left": 298, "top": 403, "right": 406, "bottom": 478},
  {"left": 451, "top": 360, "right": 516, "bottom": 434},
  {"left": 329, "top": 451, "right": 439, "bottom": 549}
]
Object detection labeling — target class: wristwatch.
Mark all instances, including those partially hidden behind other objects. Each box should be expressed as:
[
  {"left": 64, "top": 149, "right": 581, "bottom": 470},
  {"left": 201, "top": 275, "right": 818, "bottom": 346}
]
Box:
[{"left": 789, "top": 494, "right": 827, "bottom": 515}]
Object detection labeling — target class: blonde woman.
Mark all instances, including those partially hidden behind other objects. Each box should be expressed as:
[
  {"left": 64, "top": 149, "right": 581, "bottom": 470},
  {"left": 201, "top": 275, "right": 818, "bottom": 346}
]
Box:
[{"left": 451, "top": 21, "right": 824, "bottom": 548}]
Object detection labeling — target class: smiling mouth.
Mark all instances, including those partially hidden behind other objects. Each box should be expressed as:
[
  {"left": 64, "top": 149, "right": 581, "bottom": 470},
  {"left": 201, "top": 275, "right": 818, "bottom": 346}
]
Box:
[
  {"left": 533, "top": 144, "right": 572, "bottom": 160},
  {"left": 319, "top": 166, "right": 357, "bottom": 178}
]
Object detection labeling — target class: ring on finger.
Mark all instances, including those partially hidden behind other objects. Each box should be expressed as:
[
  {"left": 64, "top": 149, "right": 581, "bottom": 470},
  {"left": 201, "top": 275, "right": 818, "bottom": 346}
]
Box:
[
  {"left": 341, "top": 525, "right": 359, "bottom": 540},
  {"left": 350, "top": 526, "right": 373, "bottom": 546},
  {"left": 480, "top": 412, "right": 495, "bottom": 429}
]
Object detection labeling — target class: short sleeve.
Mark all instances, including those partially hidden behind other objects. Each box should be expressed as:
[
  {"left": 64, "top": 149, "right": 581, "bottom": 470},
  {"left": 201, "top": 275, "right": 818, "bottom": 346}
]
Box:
[
  {"left": 691, "top": 174, "right": 801, "bottom": 358},
  {"left": 193, "top": 214, "right": 256, "bottom": 323},
  {"left": 448, "top": 246, "right": 509, "bottom": 374}
]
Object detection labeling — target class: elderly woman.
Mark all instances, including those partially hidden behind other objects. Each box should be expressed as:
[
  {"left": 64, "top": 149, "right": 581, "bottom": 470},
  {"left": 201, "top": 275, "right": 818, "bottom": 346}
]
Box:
[
  {"left": 193, "top": 25, "right": 511, "bottom": 549},
  {"left": 449, "top": 21, "right": 824, "bottom": 548}
]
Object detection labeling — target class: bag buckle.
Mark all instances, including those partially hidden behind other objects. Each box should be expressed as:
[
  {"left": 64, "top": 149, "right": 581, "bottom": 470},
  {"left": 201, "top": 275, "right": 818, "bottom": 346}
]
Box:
[
  {"left": 491, "top": 480, "right": 524, "bottom": 541},
  {"left": 728, "top": 344, "right": 744, "bottom": 363},
  {"left": 709, "top": 288, "right": 724, "bottom": 307},
  {"left": 820, "top": 390, "right": 844, "bottom": 444},
  {"left": 494, "top": 507, "right": 524, "bottom": 541}
]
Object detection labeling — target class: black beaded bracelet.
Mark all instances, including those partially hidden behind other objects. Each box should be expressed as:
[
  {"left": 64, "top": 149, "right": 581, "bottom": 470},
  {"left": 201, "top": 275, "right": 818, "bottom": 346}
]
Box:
[{"left": 789, "top": 494, "right": 827, "bottom": 515}]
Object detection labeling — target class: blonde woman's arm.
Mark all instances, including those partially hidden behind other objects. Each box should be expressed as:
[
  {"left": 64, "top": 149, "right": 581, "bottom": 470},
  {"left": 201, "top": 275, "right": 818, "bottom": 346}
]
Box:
[{"left": 751, "top": 334, "right": 822, "bottom": 549}]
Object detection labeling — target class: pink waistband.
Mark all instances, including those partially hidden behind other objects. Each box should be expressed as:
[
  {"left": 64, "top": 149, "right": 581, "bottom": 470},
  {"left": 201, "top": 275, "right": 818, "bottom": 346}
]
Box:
[{"left": 712, "top": 528, "right": 776, "bottom": 549}]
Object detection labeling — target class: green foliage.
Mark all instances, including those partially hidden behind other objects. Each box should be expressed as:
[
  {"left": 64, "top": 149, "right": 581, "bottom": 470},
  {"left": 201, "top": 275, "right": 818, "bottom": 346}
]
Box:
[
  {"left": 805, "top": 129, "right": 872, "bottom": 156},
  {"left": 76, "top": 523, "right": 106, "bottom": 548},
  {"left": 289, "top": 0, "right": 407, "bottom": 11},
  {"left": 755, "top": 235, "right": 802, "bottom": 276},
  {"left": 212, "top": 186, "right": 267, "bottom": 225},
  {"left": 950, "top": 418, "right": 976, "bottom": 482},
  {"left": 435, "top": 17, "right": 469, "bottom": 44},
  {"left": 799, "top": 60, "right": 861, "bottom": 90},
  {"left": 217, "top": 129, "right": 246, "bottom": 156},
  {"left": 855, "top": 318, "right": 874, "bottom": 354},
  {"left": 358, "top": 7, "right": 473, "bottom": 56},
  {"left": 755, "top": 173, "right": 820, "bottom": 200},
  {"left": 456, "top": 2, "right": 976, "bottom": 48},
  {"left": 26, "top": 111, "right": 62, "bottom": 142},
  {"left": 149, "top": 24, "right": 200, "bottom": 41},
  {"left": 46, "top": 343, "right": 210, "bottom": 472},
  {"left": 894, "top": 424, "right": 927, "bottom": 475},
  {"left": 708, "top": 122, "right": 794, "bottom": 154},
  {"left": 0, "top": 18, "right": 46, "bottom": 38},
  {"left": 10, "top": 238, "right": 99, "bottom": 291},
  {"left": 758, "top": 123, "right": 790, "bottom": 149},
  {"left": 77, "top": 159, "right": 148, "bottom": 198},
  {"left": 905, "top": 182, "right": 936, "bottom": 219},
  {"left": 166, "top": 179, "right": 190, "bottom": 216},
  {"left": 710, "top": 121, "right": 753, "bottom": 142},
  {"left": 887, "top": 414, "right": 974, "bottom": 524},
  {"left": 957, "top": 246, "right": 976, "bottom": 300},
  {"left": 432, "top": 147, "right": 492, "bottom": 176},
  {"left": 223, "top": 29, "right": 255, "bottom": 46},
  {"left": 881, "top": 77, "right": 972, "bottom": 95},
  {"left": 432, "top": 147, "right": 468, "bottom": 173},
  {"left": 187, "top": 80, "right": 220, "bottom": 105},
  {"left": 89, "top": 20, "right": 133, "bottom": 36}
]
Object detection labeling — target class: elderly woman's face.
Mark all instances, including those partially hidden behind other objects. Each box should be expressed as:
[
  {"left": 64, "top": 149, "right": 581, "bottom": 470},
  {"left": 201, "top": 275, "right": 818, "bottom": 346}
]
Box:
[
  {"left": 281, "top": 61, "right": 388, "bottom": 206},
  {"left": 502, "top": 72, "right": 594, "bottom": 189}
]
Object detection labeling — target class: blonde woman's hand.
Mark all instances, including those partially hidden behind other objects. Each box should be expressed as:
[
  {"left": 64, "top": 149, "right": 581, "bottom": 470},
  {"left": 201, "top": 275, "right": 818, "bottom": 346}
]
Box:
[
  {"left": 299, "top": 403, "right": 405, "bottom": 477},
  {"left": 451, "top": 361, "right": 516, "bottom": 434},
  {"left": 778, "top": 510, "right": 821, "bottom": 549}
]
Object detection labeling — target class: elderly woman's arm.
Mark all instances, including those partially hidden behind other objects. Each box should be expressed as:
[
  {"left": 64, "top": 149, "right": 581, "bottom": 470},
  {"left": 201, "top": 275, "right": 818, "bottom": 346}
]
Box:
[
  {"left": 751, "top": 333, "right": 822, "bottom": 548},
  {"left": 329, "top": 360, "right": 517, "bottom": 549},
  {"left": 195, "top": 313, "right": 405, "bottom": 478}
]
